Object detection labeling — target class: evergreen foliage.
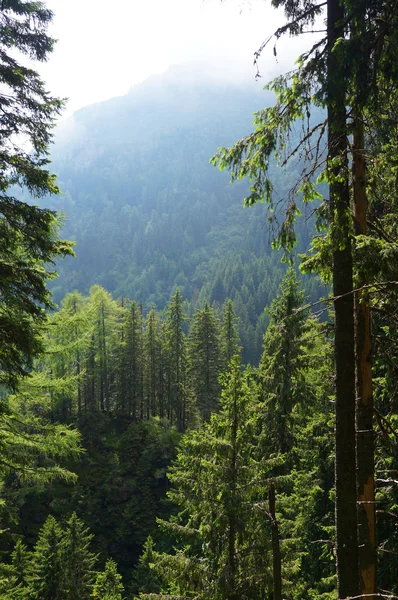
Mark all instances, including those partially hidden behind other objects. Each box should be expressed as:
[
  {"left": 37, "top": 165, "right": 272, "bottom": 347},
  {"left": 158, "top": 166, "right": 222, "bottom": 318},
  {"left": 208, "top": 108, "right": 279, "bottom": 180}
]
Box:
[
  {"left": 62, "top": 512, "right": 97, "bottom": 599},
  {"left": 29, "top": 515, "right": 64, "bottom": 600},
  {"left": 92, "top": 558, "right": 125, "bottom": 600},
  {"left": 0, "top": 0, "right": 74, "bottom": 389},
  {"left": 188, "top": 303, "right": 222, "bottom": 422}
]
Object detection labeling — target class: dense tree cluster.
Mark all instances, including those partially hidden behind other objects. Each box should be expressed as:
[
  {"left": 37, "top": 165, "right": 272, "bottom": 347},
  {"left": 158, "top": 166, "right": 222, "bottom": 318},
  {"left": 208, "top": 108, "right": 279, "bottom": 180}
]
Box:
[{"left": 1, "top": 0, "right": 398, "bottom": 599}]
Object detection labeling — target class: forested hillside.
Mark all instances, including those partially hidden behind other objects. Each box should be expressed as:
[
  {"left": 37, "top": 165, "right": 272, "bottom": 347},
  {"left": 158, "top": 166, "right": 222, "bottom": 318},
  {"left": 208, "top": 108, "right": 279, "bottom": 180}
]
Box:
[
  {"left": 2, "top": 1, "right": 398, "bottom": 600},
  {"left": 43, "top": 66, "right": 324, "bottom": 362}
]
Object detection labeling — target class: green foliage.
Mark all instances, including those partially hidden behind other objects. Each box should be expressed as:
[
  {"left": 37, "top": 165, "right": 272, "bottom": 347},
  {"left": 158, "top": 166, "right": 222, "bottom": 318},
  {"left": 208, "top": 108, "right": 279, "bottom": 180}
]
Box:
[
  {"left": 220, "top": 299, "right": 241, "bottom": 370},
  {"left": 29, "top": 515, "right": 65, "bottom": 600},
  {"left": 259, "top": 268, "right": 308, "bottom": 454},
  {"left": 188, "top": 303, "right": 222, "bottom": 422},
  {"left": 62, "top": 512, "right": 98, "bottom": 599},
  {"left": 130, "top": 536, "right": 161, "bottom": 597},
  {"left": 92, "top": 558, "right": 125, "bottom": 600},
  {"left": 164, "top": 290, "right": 190, "bottom": 431},
  {"left": 0, "top": 0, "right": 74, "bottom": 390},
  {"left": 149, "top": 359, "right": 275, "bottom": 600}
]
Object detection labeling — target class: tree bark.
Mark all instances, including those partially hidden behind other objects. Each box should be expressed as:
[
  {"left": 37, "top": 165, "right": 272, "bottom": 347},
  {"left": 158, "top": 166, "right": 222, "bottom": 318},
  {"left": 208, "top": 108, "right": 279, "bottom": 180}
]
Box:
[
  {"left": 353, "top": 114, "right": 376, "bottom": 598},
  {"left": 269, "top": 482, "right": 282, "bottom": 600},
  {"left": 327, "top": 0, "right": 360, "bottom": 596}
]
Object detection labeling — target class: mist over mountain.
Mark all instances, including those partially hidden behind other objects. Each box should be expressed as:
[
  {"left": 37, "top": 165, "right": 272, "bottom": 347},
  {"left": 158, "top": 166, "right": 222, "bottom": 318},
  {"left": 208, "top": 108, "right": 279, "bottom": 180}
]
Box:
[{"left": 46, "top": 63, "right": 321, "bottom": 361}]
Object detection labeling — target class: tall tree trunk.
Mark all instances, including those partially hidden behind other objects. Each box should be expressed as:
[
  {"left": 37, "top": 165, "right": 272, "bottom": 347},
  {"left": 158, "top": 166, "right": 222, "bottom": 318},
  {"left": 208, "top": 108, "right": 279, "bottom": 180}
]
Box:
[
  {"left": 269, "top": 483, "right": 282, "bottom": 600},
  {"left": 353, "top": 114, "right": 376, "bottom": 598},
  {"left": 327, "top": 0, "right": 360, "bottom": 596}
]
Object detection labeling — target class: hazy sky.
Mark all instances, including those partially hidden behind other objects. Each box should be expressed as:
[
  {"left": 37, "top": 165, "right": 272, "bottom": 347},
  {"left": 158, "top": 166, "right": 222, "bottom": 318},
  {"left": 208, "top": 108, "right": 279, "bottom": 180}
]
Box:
[{"left": 40, "top": 0, "right": 315, "bottom": 116}]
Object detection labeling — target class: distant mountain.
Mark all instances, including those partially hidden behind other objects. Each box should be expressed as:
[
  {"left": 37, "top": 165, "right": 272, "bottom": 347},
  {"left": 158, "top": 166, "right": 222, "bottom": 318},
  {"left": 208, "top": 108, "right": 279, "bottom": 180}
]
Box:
[{"left": 45, "top": 64, "right": 322, "bottom": 362}]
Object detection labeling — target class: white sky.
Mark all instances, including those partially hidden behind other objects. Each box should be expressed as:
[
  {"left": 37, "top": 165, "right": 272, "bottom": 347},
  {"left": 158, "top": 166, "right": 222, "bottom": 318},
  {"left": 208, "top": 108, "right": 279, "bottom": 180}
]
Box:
[{"left": 40, "top": 0, "right": 315, "bottom": 117}]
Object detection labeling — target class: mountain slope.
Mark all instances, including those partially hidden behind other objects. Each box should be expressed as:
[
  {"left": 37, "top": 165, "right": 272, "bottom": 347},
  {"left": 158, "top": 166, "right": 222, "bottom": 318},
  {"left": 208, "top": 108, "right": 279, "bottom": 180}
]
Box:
[{"left": 45, "top": 64, "right": 322, "bottom": 361}]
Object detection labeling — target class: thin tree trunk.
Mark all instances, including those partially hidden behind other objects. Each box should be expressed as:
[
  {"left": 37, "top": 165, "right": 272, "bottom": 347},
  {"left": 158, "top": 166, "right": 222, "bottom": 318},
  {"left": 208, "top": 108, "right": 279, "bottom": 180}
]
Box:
[
  {"left": 327, "top": 0, "right": 360, "bottom": 596},
  {"left": 269, "top": 483, "right": 282, "bottom": 600},
  {"left": 353, "top": 114, "right": 376, "bottom": 598}
]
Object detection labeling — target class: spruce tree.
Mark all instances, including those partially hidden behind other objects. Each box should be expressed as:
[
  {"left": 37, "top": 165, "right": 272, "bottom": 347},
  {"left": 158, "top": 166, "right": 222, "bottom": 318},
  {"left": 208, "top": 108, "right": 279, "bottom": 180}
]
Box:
[
  {"left": 259, "top": 269, "right": 307, "bottom": 455},
  {"left": 164, "top": 289, "right": 188, "bottom": 431},
  {"left": 147, "top": 360, "right": 274, "bottom": 600},
  {"left": 143, "top": 308, "right": 162, "bottom": 419},
  {"left": 130, "top": 535, "right": 161, "bottom": 597},
  {"left": 0, "top": 0, "right": 74, "bottom": 389},
  {"left": 29, "top": 515, "right": 64, "bottom": 600},
  {"left": 188, "top": 302, "right": 222, "bottom": 422},
  {"left": 211, "top": 3, "right": 398, "bottom": 595},
  {"left": 220, "top": 299, "right": 241, "bottom": 371},
  {"left": 92, "top": 558, "right": 125, "bottom": 600},
  {"left": 62, "top": 512, "right": 97, "bottom": 600},
  {"left": 5, "top": 540, "right": 31, "bottom": 599}
]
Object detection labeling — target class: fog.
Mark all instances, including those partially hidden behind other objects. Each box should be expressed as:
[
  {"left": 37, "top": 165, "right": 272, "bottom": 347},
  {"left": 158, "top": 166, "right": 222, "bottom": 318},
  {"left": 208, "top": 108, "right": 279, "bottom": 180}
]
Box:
[{"left": 40, "top": 0, "right": 320, "bottom": 117}]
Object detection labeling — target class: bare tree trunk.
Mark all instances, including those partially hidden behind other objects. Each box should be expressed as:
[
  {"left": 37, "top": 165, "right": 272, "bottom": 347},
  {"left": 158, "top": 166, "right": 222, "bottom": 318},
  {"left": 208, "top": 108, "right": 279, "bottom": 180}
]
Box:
[
  {"left": 353, "top": 114, "right": 376, "bottom": 598},
  {"left": 327, "top": 0, "right": 360, "bottom": 596},
  {"left": 269, "top": 483, "right": 282, "bottom": 600}
]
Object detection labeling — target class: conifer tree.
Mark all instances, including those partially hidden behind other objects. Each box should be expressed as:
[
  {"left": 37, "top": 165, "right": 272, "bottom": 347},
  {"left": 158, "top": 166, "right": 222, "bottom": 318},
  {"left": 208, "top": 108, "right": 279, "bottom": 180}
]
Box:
[
  {"left": 211, "top": 3, "right": 398, "bottom": 595},
  {"left": 146, "top": 360, "right": 275, "bottom": 600},
  {"left": 164, "top": 289, "right": 188, "bottom": 431},
  {"left": 188, "top": 302, "right": 222, "bottom": 422},
  {"left": 92, "top": 558, "right": 125, "bottom": 600},
  {"left": 259, "top": 269, "right": 307, "bottom": 454},
  {"left": 121, "top": 301, "right": 144, "bottom": 419},
  {"left": 5, "top": 540, "right": 31, "bottom": 599},
  {"left": 220, "top": 299, "right": 241, "bottom": 371},
  {"left": 130, "top": 535, "right": 161, "bottom": 597},
  {"left": 143, "top": 308, "right": 162, "bottom": 419},
  {"left": 52, "top": 292, "right": 92, "bottom": 418},
  {"left": 0, "top": 0, "right": 74, "bottom": 390},
  {"left": 29, "top": 515, "right": 64, "bottom": 600},
  {"left": 62, "top": 512, "right": 97, "bottom": 600}
]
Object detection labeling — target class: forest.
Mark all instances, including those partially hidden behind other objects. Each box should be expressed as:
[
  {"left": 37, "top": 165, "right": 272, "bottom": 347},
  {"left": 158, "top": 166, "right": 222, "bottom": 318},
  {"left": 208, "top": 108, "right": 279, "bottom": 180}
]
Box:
[{"left": 0, "top": 1, "right": 398, "bottom": 600}]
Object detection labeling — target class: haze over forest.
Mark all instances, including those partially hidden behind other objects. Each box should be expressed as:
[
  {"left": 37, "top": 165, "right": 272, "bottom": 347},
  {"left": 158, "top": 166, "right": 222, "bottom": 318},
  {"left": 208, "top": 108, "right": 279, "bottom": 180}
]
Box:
[{"left": 1, "top": 2, "right": 398, "bottom": 600}]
